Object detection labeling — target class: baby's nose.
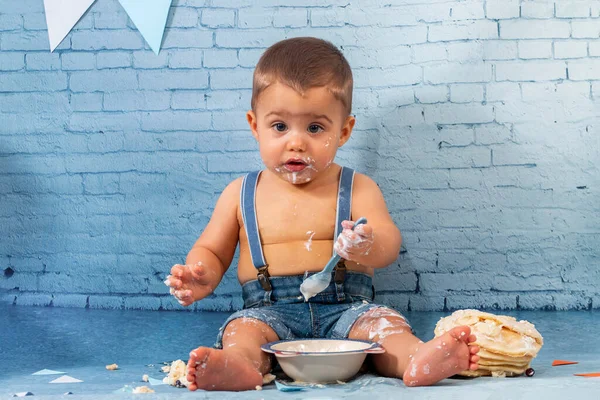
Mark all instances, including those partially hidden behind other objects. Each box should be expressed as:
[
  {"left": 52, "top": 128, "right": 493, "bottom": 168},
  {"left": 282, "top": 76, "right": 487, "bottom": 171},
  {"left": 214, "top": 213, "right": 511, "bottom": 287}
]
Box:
[{"left": 286, "top": 131, "right": 307, "bottom": 151}]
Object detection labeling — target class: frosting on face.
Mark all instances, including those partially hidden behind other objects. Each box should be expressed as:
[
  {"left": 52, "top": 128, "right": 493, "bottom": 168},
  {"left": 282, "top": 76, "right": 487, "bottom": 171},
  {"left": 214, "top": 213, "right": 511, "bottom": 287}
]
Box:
[{"left": 251, "top": 83, "right": 351, "bottom": 186}]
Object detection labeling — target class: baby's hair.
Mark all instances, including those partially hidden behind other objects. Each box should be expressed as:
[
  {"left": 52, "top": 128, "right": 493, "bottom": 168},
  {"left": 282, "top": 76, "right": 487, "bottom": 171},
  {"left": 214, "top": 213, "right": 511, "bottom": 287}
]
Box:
[{"left": 251, "top": 37, "right": 353, "bottom": 116}]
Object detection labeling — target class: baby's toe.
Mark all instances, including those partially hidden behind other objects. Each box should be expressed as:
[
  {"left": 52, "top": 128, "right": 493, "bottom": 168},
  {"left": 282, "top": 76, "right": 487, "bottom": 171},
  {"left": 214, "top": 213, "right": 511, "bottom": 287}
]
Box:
[{"left": 449, "top": 326, "right": 471, "bottom": 342}]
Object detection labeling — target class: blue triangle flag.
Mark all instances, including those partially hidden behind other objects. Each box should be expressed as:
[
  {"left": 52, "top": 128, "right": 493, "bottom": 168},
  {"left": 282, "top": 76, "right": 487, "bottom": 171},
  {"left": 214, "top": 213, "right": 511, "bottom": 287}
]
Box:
[{"left": 118, "top": 0, "right": 172, "bottom": 54}]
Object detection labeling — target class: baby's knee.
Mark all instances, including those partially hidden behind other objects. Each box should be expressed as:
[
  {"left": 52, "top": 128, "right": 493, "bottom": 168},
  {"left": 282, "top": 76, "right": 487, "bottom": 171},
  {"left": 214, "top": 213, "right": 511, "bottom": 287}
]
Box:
[
  {"left": 223, "top": 317, "right": 275, "bottom": 340},
  {"left": 353, "top": 308, "right": 411, "bottom": 341}
]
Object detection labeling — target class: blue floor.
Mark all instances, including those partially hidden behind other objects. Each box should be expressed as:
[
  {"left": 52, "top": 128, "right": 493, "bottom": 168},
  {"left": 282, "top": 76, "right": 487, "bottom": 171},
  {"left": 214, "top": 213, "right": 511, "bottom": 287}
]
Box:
[{"left": 2, "top": 303, "right": 600, "bottom": 399}]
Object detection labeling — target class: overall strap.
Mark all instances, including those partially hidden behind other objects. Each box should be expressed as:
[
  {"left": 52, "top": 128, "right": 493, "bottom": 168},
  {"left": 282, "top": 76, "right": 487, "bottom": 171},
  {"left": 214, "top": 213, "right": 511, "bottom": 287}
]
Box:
[
  {"left": 333, "top": 166, "right": 355, "bottom": 299},
  {"left": 240, "top": 171, "right": 272, "bottom": 292},
  {"left": 240, "top": 167, "right": 355, "bottom": 297},
  {"left": 334, "top": 166, "right": 355, "bottom": 255}
]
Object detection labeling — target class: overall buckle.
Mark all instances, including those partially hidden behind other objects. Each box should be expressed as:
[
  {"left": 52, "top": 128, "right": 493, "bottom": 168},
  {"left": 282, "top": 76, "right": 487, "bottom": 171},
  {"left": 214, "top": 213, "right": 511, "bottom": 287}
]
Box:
[
  {"left": 257, "top": 265, "right": 272, "bottom": 291},
  {"left": 334, "top": 260, "right": 346, "bottom": 284}
]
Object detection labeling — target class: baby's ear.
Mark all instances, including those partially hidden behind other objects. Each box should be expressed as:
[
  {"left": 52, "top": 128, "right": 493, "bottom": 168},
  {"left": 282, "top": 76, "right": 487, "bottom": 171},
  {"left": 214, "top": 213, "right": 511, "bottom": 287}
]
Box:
[
  {"left": 338, "top": 115, "right": 355, "bottom": 147},
  {"left": 246, "top": 110, "right": 259, "bottom": 140}
]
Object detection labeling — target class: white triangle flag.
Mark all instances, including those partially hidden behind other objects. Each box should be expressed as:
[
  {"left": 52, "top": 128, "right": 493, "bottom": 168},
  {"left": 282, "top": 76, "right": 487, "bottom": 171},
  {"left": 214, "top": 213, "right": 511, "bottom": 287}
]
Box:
[
  {"left": 118, "top": 0, "right": 173, "bottom": 54},
  {"left": 44, "top": 0, "right": 96, "bottom": 52},
  {"left": 32, "top": 369, "right": 65, "bottom": 375},
  {"left": 49, "top": 375, "right": 83, "bottom": 384}
]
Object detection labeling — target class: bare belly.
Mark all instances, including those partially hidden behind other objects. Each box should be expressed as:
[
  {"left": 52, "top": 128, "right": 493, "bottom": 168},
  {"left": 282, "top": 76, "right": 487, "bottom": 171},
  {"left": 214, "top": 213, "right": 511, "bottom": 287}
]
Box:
[{"left": 237, "top": 240, "right": 373, "bottom": 284}]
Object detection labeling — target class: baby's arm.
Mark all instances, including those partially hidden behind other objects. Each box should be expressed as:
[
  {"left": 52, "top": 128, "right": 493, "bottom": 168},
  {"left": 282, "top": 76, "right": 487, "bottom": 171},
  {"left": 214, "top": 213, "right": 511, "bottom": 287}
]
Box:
[
  {"left": 167, "top": 178, "right": 242, "bottom": 306},
  {"left": 334, "top": 173, "right": 401, "bottom": 268}
]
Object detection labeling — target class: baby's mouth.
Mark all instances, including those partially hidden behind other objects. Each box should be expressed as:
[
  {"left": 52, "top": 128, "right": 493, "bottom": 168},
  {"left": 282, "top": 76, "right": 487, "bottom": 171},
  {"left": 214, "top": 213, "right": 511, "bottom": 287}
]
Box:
[{"left": 283, "top": 159, "right": 308, "bottom": 172}]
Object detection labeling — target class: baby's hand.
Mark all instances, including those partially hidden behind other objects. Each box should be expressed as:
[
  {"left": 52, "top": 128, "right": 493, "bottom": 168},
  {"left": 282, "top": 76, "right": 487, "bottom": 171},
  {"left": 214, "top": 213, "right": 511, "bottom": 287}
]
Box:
[
  {"left": 164, "top": 262, "right": 215, "bottom": 307},
  {"left": 333, "top": 220, "right": 374, "bottom": 261}
]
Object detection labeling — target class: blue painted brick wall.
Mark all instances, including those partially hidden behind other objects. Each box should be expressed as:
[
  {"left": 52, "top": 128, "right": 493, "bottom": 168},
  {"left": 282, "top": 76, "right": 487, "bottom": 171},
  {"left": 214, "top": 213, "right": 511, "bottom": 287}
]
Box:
[{"left": 1, "top": 0, "right": 599, "bottom": 312}]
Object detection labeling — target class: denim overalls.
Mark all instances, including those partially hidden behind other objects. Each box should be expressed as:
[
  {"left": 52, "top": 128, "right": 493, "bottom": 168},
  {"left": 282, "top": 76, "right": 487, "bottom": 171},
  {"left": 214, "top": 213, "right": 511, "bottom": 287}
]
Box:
[{"left": 215, "top": 167, "right": 406, "bottom": 348}]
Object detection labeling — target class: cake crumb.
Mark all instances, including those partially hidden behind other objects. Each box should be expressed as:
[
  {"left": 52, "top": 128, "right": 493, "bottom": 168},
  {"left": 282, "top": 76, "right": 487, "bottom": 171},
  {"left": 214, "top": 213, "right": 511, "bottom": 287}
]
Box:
[
  {"left": 162, "top": 360, "right": 191, "bottom": 388},
  {"left": 133, "top": 386, "right": 154, "bottom": 394},
  {"left": 106, "top": 364, "right": 118, "bottom": 370},
  {"left": 142, "top": 374, "right": 149, "bottom": 382},
  {"left": 255, "top": 385, "right": 262, "bottom": 391},
  {"left": 262, "top": 373, "right": 276, "bottom": 384}
]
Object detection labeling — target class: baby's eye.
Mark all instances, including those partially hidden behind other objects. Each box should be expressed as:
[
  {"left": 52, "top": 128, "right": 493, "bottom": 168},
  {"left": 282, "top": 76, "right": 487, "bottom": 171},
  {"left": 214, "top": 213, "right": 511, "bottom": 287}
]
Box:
[
  {"left": 308, "top": 124, "right": 324, "bottom": 134},
  {"left": 273, "top": 123, "right": 287, "bottom": 132}
]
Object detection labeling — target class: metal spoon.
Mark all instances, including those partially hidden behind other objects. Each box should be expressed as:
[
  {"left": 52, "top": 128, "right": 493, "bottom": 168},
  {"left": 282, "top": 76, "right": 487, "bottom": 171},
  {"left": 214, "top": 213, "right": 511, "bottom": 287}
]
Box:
[{"left": 299, "top": 217, "right": 367, "bottom": 301}]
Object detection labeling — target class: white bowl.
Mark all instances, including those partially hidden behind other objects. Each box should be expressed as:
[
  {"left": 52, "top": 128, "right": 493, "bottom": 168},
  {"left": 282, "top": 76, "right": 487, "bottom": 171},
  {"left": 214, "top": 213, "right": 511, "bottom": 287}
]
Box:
[{"left": 261, "top": 339, "right": 385, "bottom": 383}]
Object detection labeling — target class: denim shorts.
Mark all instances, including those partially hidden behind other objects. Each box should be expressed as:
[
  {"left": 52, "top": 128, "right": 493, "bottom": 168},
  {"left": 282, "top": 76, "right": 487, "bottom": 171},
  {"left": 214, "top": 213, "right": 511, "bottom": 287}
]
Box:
[{"left": 214, "top": 271, "right": 409, "bottom": 348}]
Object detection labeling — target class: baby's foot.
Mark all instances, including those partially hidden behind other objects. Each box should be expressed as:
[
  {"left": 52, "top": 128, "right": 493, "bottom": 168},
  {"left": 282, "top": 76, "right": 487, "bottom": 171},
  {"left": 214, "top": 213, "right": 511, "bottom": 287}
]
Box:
[
  {"left": 403, "top": 326, "right": 479, "bottom": 387},
  {"left": 186, "top": 347, "right": 263, "bottom": 391}
]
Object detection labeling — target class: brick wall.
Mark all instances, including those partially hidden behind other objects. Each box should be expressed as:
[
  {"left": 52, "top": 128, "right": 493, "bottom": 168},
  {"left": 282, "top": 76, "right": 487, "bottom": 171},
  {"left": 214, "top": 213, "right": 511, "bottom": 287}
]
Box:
[{"left": 1, "top": 0, "right": 599, "bottom": 311}]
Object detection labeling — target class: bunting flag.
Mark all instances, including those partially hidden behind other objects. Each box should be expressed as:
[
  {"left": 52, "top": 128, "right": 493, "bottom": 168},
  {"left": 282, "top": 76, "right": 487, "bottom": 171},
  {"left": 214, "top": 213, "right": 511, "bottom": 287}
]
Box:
[
  {"left": 118, "top": 0, "right": 173, "bottom": 54},
  {"left": 49, "top": 375, "right": 83, "bottom": 384},
  {"left": 44, "top": 0, "right": 96, "bottom": 52}
]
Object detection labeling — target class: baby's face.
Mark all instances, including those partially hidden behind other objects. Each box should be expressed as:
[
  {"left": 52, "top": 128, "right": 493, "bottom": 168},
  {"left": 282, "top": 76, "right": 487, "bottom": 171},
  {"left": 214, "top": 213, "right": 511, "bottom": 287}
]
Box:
[{"left": 247, "top": 82, "right": 354, "bottom": 185}]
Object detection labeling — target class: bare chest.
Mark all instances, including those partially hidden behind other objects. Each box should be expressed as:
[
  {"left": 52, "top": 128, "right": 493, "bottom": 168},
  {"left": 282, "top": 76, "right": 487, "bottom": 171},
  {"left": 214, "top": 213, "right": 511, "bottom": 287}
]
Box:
[{"left": 254, "top": 187, "right": 339, "bottom": 245}]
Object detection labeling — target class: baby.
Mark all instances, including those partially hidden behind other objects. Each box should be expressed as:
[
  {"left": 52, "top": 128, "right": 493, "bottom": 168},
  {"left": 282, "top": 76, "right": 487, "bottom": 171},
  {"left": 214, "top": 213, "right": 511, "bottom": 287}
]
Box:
[{"left": 166, "top": 37, "right": 479, "bottom": 391}]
